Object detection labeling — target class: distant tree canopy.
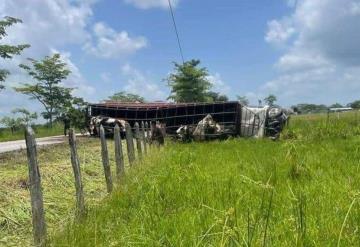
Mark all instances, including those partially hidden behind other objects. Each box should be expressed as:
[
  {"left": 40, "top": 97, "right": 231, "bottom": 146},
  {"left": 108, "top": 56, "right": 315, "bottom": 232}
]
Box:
[
  {"left": 0, "top": 16, "right": 30, "bottom": 91},
  {"left": 237, "top": 95, "right": 249, "bottom": 106},
  {"left": 14, "top": 54, "right": 72, "bottom": 127},
  {"left": 291, "top": 103, "right": 328, "bottom": 114},
  {"left": 329, "top": 103, "right": 343, "bottom": 108},
  {"left": 348, "top": 100, "right": 360, "bottom": 109},
  {"left": 167, "top": 60, "right": 212, "bottom": 103},
  {"left": 108, "top": 91, "right": 145, "bottom": 103},
  {"left": 0, "top": 108, "right": 37, "bottom": 133},
  {"left": 11, "top": 108, "right": 38, "bottom": 126},
  {"left": 264, "top": 94, "right": 277, "bottom": 106},
  {"left": 206, "top": 91, "right": 228, "bottom": 102}
]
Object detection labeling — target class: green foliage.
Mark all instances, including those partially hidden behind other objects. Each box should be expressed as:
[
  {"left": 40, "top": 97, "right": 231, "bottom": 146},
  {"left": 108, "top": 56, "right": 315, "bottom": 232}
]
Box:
[
  {"left": 11, "top": 108, "right": 38, "bottom": 126},
  {"left": 0, "top": 116, "right": 21, "bottom": 133},
  {"left": 0, "top": 123, "right": 64, "bottom": 142},
  {"left": 0, "top": 108, "right": 37, "bottom": 133},
  {"left": 167, "top": 59, "right": 212, "bottom": 102},
  {"left": 264, "top": 94, "right": 277, "bottom": 106},
  {"left": 330, "top": 103, "right": 343, "bottom": 108},
  {"left": 206, "top": 91, "right": 228, "bottom": 102},
  {"left": 237, "top": 95, "right": 249, "bottom": 106},
  {"left": 108, "top": 91, "right": 145, "bottom": 103},
  {"left": 14, "top": 54, "right": 72, "bottom": 126},
  {"left": 348, "top": 100, "right": 360, "bottom": 109},
  {"left": 0, "top": 16, "right": 30, "bottom": 91},
  {"left": 292, "top": 103, "right": 328, "bottom": 114},
  {"left": 59, "top": 97, "right": 88, "bottom": 130}
]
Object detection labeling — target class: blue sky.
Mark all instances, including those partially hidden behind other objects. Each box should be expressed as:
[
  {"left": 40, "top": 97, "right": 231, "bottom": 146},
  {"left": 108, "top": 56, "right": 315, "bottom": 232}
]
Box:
[{"left": 1, "top": 0, "right": 360, "bottom": 116}]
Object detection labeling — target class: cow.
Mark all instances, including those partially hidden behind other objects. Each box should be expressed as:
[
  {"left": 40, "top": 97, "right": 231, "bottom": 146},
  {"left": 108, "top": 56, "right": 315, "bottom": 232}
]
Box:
[
  {"left": 150, "top": 121, "right": 166, "bottom": 146},
  {"left": 192, "top": 114, "right": 222, "bottom": 141},
  {"left": 176, "top": 125, "right": 194, "bottom": 142},
  {"left": 89, "top": 116, "right": 126, "bottom": 137}
]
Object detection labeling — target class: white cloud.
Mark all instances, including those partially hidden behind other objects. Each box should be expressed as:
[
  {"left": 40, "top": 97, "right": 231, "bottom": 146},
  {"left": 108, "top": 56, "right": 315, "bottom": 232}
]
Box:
[
  {"left": 51, "top": 49, "right": 96, "bottom": 98},
  {"left": 260, "top": 0, "right": 360, "bottom": 106},
  {"left": 206, "top": 73, "right": 231, "bottom": 95},
  {"left": 124, "top": 0, "right": 179, "bottom": 9},
  {"left": 0, "top": 0, "right": 93, "bottom": 57},
  {"left": 275, "top": 51, "right": 333, "bottom": 73},
  {"left": 120, "top": 64, "right": 166, "bottom": 100},
  {"left": 84, "top": 22, "right": 147, "bottom": 59},
  {"left": 0, "top": 0, "right": 97, "bottom": 116},
  {"left": 265, "top": 19, "right": 295, "bottom": 44}
]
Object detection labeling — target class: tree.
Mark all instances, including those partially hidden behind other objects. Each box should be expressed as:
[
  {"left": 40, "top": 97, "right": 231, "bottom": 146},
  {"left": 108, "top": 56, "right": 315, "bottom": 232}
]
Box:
[
  {"left": 167, "top": 59, "right": 212, "bottom": 102},
  {"left": 348, "top": 100, "right": 360, "bottom": 109},
  {"left": 0, "top": 16, "right": 30, "bottom": 91},
  {"left": 59, "top": 96, "right": 88, "bottom": 130},
  {"left": 329, "top": 103, "right": 343, "bottom": 108},
  {"left": 14, "top": 54, "right": 72, "bottom": 127},
  {"left": 11, "top": 108, "right": 37, "bottom": 126},
  {"left": 0, "top": 116, "right": 21, "bottom": 134},
  {"left": 109, "top": 91, "right": 145, "bottom": 103},
  {"left": 207, "top": 91, "right": 228, "bottom": 102},
  {"left": 237, "top": 95, "right": 249, "bottom": 106},
  {"left": 264, "top": 94, "right": 277, "bottom": 106},
  {"left": 291, "top": 103, "right": 328, "bottom": 114}
]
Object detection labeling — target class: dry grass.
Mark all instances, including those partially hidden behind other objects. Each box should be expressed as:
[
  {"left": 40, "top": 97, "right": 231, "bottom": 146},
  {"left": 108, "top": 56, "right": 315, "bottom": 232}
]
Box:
[{"left": 0, "top": 137, "right": 135, "bottom": 246}]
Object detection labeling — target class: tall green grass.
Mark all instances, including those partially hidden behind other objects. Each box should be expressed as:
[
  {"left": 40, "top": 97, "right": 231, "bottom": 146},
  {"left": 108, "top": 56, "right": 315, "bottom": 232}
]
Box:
[
  {"left": 0, "top": 138, "right": 120, "bottom": 246},
  {"left": 2, "top": 111, "right": 360, "bottom": 246},
  {"left": 50, "top": 112, "right": 360, "bottom": 246}
]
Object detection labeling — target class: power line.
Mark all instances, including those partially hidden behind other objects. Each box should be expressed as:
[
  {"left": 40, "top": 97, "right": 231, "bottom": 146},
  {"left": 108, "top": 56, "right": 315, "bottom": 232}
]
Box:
[{"left": 167, "top": 0, "right": 185, "bottom": 64}]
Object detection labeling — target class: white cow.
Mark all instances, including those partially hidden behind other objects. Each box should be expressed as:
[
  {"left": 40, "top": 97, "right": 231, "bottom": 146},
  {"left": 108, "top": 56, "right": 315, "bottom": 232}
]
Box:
[
  {"left": 192, "top": 114, "right": 222, "bottom": 141},
  {"left": 89, "top": 116, "right": 126, "bottom": 136}
]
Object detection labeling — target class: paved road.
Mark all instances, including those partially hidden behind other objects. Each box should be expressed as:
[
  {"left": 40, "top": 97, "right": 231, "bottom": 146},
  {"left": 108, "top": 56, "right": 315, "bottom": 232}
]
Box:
[{"left": 0, "top": 135, "right": 66, "bottom": 154}]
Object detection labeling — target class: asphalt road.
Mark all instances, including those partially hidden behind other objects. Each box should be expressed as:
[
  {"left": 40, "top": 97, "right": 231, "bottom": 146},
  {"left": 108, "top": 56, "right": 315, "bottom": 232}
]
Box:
[{"left": 0, "top": 135, "right": 66, "bottom": 154}]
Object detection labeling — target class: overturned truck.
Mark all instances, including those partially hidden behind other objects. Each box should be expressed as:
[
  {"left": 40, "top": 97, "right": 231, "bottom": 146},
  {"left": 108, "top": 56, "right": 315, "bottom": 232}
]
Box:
[{"left": 86, "top": 101, "right": 288, "bottom": 140}]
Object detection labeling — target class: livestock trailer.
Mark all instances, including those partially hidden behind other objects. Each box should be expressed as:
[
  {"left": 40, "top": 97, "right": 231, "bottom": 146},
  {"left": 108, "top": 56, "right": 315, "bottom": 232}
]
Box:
[{"left": 87, "top": 101, "right": 266, "bottom": 137}]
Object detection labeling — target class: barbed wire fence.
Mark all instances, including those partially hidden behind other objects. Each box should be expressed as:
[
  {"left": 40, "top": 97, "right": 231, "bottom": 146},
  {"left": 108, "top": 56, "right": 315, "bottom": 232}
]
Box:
[{"left": 24, "top": 121, "right": 154, "bottom": 246}]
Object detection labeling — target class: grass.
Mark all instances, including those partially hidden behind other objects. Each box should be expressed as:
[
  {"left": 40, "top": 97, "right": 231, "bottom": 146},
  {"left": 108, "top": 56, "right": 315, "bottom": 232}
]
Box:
[
  {"left": 0, "top": 123, "right": 64, "bottom": 142},
  {"left": 0, "top": 137, "right": 134, "bottom": 246},
  {"left": 1, "top": 111, "right": 360, "bottom": 246}
]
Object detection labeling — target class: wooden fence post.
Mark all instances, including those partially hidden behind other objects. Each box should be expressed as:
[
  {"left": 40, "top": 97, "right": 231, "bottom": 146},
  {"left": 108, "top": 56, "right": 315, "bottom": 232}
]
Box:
[
  {"left": 100, "top": 125, "right": 113, "bottom": 193},
  {"left": 146, "top": 121, "right": 152, "bottom": 146},
  {"left": 114, "top": 124, "right": 125, "bottom": 178},
  {"left": 25, "top": 126, "right": 46, "bottom": 246},
  {"left": 68, "top": 129, "right": 85, "bottom": 217},
  {"left": 125, "top": 123, "right": 135, "bottom": 166},
  {"left": 134, "top": 122, "right": 142, "bottom": 159},
  {"left": 141, "top": 121, "right": 147, "bottom": 154}
]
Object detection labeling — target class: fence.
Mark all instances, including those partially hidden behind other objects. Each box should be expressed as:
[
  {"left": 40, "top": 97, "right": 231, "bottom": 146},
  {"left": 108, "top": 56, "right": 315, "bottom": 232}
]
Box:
[
  {"left": 24, "top": 121, "right": 154, "bottom": 246},
  {"left": 88, "top": 101, "right": 245, "bottom": 137}
]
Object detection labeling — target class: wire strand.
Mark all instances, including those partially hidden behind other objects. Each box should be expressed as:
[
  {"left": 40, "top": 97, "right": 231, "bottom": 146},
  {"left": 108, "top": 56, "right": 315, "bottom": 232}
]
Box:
[{"left": 167, "top": 0, "right": 185, "bottom": 64}]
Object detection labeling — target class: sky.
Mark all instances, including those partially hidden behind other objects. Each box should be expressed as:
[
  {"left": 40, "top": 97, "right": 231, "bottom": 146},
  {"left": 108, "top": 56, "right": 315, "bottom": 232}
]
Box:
[{"left": 0, "top": 0, "right": 360, "bottom": 117}]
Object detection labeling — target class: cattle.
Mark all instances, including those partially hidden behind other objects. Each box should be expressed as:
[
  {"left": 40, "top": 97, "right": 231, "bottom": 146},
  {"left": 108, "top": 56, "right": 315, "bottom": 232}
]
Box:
[
  {"left": 176, "top": 125, "right": 194, "bottom": 142},
  {"left": 89, "top": 116, "right": 126, "bottom": 137},
  {"left": 150, "top": 121, "right": 166, "bottom": 146},
  {"left": 176, "top": 114, "right": 222, "bottom": 142}
]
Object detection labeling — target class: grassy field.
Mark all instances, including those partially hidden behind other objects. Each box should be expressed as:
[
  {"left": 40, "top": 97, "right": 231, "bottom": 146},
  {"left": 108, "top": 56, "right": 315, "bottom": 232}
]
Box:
[
  {"left": 1, "top": 111, "right": 360, "bottom": 246},
  {"left": 0, "top": 123, "right": 64, "bottom": 142},
  {"left": 0, "top": 137, "right": 132, "bottom": 246}
]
